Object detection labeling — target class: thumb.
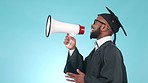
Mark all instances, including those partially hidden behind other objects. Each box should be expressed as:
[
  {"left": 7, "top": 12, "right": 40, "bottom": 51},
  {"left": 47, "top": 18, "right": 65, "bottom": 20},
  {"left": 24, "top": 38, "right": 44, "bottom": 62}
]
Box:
[{"left": 77, "top": 69, "right": 83, "bottom": 75}]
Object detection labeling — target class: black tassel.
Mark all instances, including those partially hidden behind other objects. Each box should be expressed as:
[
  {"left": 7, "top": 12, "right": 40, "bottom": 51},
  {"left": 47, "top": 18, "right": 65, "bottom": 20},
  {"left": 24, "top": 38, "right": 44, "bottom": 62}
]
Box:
[{"left": 113, "top": 33, "right": 116, "bottom": 45}]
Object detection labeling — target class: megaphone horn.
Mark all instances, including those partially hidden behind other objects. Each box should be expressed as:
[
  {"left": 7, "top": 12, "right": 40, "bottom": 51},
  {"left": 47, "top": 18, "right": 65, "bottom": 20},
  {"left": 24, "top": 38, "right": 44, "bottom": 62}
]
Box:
[{"left": 46, "top": 15, "right": 85, "bottom": 37}]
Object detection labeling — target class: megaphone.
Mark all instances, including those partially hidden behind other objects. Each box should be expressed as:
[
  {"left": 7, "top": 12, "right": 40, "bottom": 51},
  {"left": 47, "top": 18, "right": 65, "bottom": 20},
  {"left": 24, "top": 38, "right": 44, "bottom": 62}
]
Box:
[{"left": 46, "top": 15, "right": 85, "bottom": 37}]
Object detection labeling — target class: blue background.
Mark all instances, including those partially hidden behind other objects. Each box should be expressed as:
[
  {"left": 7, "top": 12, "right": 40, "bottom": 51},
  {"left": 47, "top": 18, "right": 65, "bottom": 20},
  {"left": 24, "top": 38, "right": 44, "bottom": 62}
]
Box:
[{"left": 0, "top": 0, "right": 148, "bottom": 83}]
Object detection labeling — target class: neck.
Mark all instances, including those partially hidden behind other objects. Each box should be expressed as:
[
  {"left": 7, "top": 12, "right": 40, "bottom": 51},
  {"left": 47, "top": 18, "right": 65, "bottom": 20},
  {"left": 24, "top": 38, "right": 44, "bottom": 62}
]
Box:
[
  {"left": 97, "top": 34, "right": 112, "bottom": 40},
  {"left": 97, "top": 34, "right": 106, "bottom": 40}
]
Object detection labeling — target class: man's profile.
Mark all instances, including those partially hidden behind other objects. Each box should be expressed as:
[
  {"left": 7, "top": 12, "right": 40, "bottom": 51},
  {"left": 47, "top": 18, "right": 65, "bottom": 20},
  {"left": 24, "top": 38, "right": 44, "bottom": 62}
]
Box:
[{"left": 64, "top": 7, "right": 128, "bottom": 83}]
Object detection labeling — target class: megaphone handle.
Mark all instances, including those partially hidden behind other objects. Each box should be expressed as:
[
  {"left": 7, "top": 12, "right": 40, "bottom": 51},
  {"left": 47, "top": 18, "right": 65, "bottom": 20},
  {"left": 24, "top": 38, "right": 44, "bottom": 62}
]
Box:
[
  {"left": 65, "top": 39, "right": 72, "bottom": 47},
  {"left": 69, "top": 33, "right": 76, "bottom": 37},
  {"left": 65, "top": 33, "right": 76, "bottom": 47}
]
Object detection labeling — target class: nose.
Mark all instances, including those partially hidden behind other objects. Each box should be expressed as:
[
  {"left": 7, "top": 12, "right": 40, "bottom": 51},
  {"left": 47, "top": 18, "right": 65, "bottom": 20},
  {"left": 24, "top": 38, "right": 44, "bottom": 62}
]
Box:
[{"left": 91, "top": 24, "right": 94, "bottom": 29}]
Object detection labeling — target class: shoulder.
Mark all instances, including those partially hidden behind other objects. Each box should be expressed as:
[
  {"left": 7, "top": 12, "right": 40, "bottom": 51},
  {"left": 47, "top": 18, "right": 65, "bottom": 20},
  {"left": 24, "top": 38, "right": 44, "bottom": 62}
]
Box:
[
  {"left": 103, "top": 42, "right": 123, "bottom": 61},
  {"left": 105, "top": 42, "right": 121, "bottom": 54}
]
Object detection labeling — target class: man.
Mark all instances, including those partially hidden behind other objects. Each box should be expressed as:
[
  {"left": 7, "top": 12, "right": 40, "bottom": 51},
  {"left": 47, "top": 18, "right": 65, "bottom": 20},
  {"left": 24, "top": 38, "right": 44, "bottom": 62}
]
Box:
[{"left": 63, "top": 7, "right": 128, "bottom": 83}]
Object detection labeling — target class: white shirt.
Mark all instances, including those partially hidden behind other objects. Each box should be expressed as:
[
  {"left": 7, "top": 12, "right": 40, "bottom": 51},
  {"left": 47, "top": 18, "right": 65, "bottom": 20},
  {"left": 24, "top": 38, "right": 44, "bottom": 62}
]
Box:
[
  {"left": 95, "top": 36, "right": 112, "bottom": 50},
  {"left": 69, "top": 36, "right": 112, "bottom": 56}
]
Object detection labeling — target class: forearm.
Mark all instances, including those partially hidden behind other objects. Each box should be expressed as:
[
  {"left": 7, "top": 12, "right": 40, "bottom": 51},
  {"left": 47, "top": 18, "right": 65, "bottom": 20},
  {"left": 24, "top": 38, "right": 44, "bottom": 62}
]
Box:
[{"left": 64, "top": 48, "right": 84, "bottom": 74}]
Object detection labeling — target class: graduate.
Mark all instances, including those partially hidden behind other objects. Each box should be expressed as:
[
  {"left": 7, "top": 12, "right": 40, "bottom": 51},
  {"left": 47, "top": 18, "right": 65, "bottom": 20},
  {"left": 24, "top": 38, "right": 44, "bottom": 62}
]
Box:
[{"left": 64, "top": 7, "right": 128, "bottom": 83}]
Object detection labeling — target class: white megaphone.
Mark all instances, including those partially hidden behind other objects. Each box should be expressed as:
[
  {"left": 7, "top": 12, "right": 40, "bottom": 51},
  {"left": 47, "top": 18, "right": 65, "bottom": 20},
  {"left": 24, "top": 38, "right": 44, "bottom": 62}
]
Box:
[{"left": 45, "top": 15, "right": 85, "bottom": 37}]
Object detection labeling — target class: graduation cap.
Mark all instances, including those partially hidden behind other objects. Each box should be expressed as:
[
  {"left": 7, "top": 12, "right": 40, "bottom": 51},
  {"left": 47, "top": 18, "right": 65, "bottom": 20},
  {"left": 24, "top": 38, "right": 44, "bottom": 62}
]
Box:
[{"left": 98, "top": 7, "right": 127, "bottom": 44}]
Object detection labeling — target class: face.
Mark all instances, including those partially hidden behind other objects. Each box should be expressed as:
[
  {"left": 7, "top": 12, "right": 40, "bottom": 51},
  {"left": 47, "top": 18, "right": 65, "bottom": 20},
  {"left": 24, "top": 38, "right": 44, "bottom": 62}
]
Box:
[{"left": 90, "top": 16, "right": 106, "bottom": 39}]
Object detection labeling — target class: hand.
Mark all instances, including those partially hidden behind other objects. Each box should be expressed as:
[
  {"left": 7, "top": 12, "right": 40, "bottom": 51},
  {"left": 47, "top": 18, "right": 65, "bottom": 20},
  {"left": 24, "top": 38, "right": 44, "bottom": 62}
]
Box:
[
  {"left": 64, "top": 34, "right": 76, "bottom": 50},
  {"left": 65, "top": 69, "right": 85, "bottom": 83}
]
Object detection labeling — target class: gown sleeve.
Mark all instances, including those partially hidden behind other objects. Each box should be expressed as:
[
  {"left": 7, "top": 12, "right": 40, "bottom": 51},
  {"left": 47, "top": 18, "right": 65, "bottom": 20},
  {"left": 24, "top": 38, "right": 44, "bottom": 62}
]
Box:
[
  {"left": 84, "top": 46, "right": 127, "bottom": 83},
  {"left": 64, "top": 48, "right": 84, "bottom": 74}
]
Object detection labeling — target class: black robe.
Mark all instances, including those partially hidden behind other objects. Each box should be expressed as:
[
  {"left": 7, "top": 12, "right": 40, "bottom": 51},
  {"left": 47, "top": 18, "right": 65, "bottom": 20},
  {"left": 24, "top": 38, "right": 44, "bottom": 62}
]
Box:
[{"left": 64, "top": 41, "right": 128, "bottom": 83}]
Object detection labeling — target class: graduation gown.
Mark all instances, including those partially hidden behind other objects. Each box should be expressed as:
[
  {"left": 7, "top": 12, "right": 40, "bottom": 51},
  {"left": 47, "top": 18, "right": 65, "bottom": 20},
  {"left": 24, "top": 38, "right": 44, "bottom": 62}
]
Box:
[{"left": 64, "top": 41, "right": 128, "bottom": 83}]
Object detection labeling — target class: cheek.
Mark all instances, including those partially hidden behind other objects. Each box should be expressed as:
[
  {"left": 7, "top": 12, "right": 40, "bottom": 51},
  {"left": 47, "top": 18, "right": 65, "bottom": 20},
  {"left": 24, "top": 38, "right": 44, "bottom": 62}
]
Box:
[{"left": 94, "top": 25, "right": 100, "bottom": 30}]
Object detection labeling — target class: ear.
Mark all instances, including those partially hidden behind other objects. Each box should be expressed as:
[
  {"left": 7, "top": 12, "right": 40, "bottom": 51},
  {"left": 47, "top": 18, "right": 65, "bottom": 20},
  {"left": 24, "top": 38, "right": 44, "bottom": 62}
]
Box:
[{"left": 100, "top": 24, "right": 108, "bottom": 32}]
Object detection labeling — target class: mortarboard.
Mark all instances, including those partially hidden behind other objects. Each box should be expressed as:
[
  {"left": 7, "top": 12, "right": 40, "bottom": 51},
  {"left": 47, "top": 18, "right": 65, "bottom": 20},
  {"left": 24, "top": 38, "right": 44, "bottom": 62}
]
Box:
[{"left": 98, "top": 7, "right": 127, "bottom": 44}]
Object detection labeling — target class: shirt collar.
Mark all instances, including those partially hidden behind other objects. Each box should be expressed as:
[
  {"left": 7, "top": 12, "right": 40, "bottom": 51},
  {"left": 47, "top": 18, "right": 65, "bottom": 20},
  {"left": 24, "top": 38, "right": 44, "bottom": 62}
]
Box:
[{"left": 96, "top": 36, "right": 112, "bottom": 47}]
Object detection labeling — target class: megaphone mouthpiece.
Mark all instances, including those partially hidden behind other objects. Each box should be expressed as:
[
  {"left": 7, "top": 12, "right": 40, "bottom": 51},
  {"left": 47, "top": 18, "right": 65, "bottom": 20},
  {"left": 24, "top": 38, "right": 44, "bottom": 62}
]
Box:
[{"left": 79, "top": 25, "right": 85, "bottom": 34}]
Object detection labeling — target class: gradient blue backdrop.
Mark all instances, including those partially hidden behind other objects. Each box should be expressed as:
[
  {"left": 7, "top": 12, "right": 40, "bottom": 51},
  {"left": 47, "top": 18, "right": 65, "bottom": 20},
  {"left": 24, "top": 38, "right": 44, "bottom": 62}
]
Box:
[{"left": 0, "top": 0, "right": 148, "bottom": 83}]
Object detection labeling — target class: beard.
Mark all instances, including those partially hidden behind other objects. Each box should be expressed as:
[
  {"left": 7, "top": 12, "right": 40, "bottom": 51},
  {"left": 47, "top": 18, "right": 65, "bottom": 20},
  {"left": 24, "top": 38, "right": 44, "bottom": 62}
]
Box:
[{"left": 90, "top": 26, "right": 101, "bottom": 39}]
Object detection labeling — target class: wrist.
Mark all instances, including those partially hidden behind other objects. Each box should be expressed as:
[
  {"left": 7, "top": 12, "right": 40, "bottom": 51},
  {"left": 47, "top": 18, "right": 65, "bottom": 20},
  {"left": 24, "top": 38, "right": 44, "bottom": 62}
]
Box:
[{"left": 69, "top": 46, "right": 76, "bottom": 50}]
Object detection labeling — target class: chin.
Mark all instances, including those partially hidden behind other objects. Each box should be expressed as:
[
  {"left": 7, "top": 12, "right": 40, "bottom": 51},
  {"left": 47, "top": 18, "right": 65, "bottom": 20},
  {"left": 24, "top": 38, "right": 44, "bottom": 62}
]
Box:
[{"left": 90, "top": 31, "right": 94, "bottom": 34}]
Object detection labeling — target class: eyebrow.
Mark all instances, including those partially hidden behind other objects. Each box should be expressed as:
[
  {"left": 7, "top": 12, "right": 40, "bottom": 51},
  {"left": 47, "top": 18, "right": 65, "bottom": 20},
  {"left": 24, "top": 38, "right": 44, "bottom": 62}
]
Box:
[{"left": 95, "top": 19, "right": 106, "bottom": 24}]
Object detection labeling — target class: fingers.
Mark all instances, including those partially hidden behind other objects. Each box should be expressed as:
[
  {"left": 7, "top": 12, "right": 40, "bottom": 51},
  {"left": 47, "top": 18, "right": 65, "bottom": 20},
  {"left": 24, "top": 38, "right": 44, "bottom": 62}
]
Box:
[
  {"left": 65, "top": 72, "right": 76, "bottom": 82},
  {"left": 65, "top": 76, "right": 75, "bottom": 82},
  {"left": 64, "top": 35, "right": 70, "bottom": 45},
  {"left": 65, "top": 75, "right": 73, "bottom": 78},
  {"left": 65, "top": 71, "right": 85, "bottom": 83},
  {"left": 77, "top": 69, "right": 83, "bottom": 75},
  {"left": 64, "top": 34, "right": 73, "bottom": 44},
  {"left": 66, "top": 78, "right": 75, "bottom": 82},
  {"left": 64, "top": 34, "right": 76, "bottom": 50},
  {"left": 66, "top": 72, "right": 76, "bottom": 77}
]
